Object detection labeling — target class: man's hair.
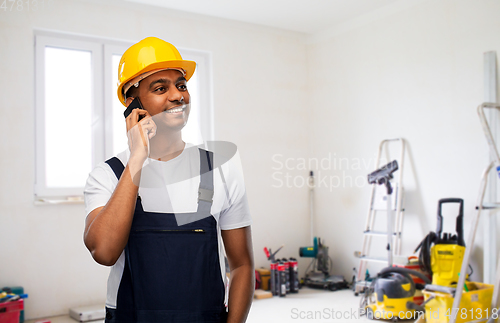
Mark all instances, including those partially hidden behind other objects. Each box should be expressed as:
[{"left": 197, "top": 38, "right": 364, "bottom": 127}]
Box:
[{"left": 125, "top": 86, "right": 139, "bottom": 101}]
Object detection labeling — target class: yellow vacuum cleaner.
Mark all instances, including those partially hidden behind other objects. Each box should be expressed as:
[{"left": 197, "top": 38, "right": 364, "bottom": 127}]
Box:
[
  {"left": 361, "top": 267, "right": 431, "bottom": 321},
  {"left": 415, "top": 198, "right": 466, "bottom": 287}
]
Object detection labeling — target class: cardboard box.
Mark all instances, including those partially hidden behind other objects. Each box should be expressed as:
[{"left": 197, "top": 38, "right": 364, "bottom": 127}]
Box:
[{"left": 254, "top": 289, "right": 273, "bottom": 299}]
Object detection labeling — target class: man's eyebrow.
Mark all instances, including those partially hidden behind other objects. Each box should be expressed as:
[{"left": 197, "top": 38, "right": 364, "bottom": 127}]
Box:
[
  {"left": 148, "top": 76, "right": 187, "bottom": 90},
  {"left": 149, "top": 78, "right": 168, "bottom": 90}
]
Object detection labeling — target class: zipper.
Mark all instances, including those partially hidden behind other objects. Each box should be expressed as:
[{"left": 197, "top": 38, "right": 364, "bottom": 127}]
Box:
[{"left": 134, "top": 229, "right": 205, "bottom": 233}]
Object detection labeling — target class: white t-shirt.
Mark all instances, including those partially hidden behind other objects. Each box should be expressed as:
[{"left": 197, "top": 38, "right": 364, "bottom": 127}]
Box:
[{"left": 84, "top": 143, "right": 252, "bottom": 308}]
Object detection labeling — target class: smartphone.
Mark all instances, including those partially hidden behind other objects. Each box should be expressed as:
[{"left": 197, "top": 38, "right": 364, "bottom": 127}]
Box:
[{"left": 123, "top": 97, "right": 145, "bottom": 121}]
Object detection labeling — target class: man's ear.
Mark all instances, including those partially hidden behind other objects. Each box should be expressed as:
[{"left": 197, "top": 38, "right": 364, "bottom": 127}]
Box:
[{"left": 125, "top": 96, "right": 135, "bottom": 107}]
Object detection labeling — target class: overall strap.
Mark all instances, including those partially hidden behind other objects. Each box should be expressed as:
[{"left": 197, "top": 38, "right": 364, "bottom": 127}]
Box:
[
  {"left": 105, "top": 157, "right": 143, "bottom": 212},
  {"left": 105, "top": 157, "right": 125, "bottom": 180},
  {"left": 175, "top": 148, "right": 214, "bottom": 226},
  {"left": 198, "top": 148, "right": 214, "bottom": 204}
]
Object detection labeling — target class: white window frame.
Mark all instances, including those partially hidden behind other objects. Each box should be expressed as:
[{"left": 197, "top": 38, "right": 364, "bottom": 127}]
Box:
[
  {"left": 34, "top": 30, "right": 213, "bottom": 204},
  {"left": 35, "top": 34, "right": 104, "bottom": 200},
  {"left": 103, "top": 43, "right": 131, "bottom": 159},
  {"left": 181, "top": 50, "right": 214, "bottom": 143}
]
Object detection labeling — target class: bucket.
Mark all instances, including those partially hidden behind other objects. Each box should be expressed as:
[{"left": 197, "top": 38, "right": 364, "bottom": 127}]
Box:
[{"left": 423, "top": 282, "right": 493, "bottom": 323}]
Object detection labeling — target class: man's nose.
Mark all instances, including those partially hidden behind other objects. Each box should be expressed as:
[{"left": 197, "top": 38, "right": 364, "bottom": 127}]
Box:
[{"left": 169, "top": 88, "right": 184, "bottom": 102}]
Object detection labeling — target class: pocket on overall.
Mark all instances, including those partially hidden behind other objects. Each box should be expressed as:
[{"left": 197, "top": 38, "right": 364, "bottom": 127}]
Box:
[{"left": 126, "top": 217, "right": 225, "bottom": 312}]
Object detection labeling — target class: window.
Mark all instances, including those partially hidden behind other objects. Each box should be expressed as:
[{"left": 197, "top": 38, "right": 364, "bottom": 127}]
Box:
[{"left": 34, "top": 31, "right": 213, "bottom": 203}]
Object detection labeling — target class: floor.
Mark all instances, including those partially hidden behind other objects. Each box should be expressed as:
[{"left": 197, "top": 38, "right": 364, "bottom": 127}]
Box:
[
  {"left": 248, "top": 287, "right": 420, "bottom": 322},
  {"left": 25, "top": 316, "right": 100, "bottom": 323},
  {"left": 25, "top": 288, "right": 422, "bottom": 322},
  {"left": 248, "top": 288, "right": 373, "bottom": 322}
]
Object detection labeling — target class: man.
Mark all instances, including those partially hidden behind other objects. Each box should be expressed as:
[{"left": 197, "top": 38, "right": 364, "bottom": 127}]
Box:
[{"left": 84, "top": 37, "right": 254, "bottom": 323}]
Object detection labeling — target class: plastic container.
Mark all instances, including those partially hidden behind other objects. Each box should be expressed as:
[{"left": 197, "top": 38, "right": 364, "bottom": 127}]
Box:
[
  {"left": 2, "top": 286, "right": 25, "bottom": 323},
  {"left": 423, "top": 282, "right": 493, "bottom": 323},
  {"left": 0, "top": 299, "right": 24, "bottom": 323}
]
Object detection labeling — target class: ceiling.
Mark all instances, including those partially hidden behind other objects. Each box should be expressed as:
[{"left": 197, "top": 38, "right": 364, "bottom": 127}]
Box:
[{"left": 124, "top": 0, "right": 403, "bottom": 34}]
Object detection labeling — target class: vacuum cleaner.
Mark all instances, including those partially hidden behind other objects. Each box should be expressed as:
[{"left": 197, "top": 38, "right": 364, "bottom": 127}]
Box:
[{"left": 361, "top": 266, "right": 431, "bottom": 320}]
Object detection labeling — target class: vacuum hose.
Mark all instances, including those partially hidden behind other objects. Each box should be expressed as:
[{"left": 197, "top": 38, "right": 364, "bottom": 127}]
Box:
[
  {"left": 378, "top": 266, "right": 431, "bottom": 285},
  {"left": 414, "top": 231, "right": 438, "bottom": 275}
]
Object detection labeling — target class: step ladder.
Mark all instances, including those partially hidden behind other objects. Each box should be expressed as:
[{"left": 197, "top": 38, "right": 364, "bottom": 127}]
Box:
[
  {"left": 450, "top": 103, "right": 500, "bottom": 323},
  {"left": 354, "top": 138, "right": 406, "bottom": 294}
]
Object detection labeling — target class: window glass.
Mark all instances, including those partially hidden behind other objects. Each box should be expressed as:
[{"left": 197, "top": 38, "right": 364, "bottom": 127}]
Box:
[
  {"left": 44, "top": 47, "right": 92, "bottom": 187},
  {"left": 112, "top": 54, "right": 128, "bottom": 156},
  {"left": 182, "top": 68, "right": 203, "bottom": 145}
]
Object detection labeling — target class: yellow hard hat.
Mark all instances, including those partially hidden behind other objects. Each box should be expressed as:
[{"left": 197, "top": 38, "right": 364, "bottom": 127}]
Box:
[{"left": 117, "top": 37, "right": 196, "bottom": 106}]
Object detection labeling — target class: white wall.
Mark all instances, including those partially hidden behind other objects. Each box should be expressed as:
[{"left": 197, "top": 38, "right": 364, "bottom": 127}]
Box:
[
  {"left": 2, "top": 0, "right": 500, "bottom": 320},
  {"left": 307, "top": 0, "right": 500, "bottom": 281},
  {"left": 0, "top": 0, "right": 310, "bottom": 319}
]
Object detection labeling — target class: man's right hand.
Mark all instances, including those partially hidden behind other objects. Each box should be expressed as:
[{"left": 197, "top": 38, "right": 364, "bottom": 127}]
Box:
[{"left": 126, "top": 108, "right": 156, "bottom": 183}]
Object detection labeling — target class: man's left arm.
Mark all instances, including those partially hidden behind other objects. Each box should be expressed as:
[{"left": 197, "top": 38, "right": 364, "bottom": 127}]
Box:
[{"left": 221, "top": 226, "right": 254, "bottom": 323}]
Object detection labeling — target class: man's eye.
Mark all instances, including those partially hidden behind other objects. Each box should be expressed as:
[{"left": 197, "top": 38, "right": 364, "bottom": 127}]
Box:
[
  {"left": 178, "top": 84, "right": 187, "bottom": 91},
  {"left": 155, "top": 86, "right": 165, "bottom": 92}
]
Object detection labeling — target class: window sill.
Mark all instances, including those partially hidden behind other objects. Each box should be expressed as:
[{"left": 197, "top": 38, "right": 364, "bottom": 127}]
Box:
[{"left": 34, "top": 196, "right": 84, "bottom": 205}]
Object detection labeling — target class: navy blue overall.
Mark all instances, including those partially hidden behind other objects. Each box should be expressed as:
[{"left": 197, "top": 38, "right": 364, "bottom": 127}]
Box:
[{"left": 104, "top": 148, "right": 227, "bottom": 323}]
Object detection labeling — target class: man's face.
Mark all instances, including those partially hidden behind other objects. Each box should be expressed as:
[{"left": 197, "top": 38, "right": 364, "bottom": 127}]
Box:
[{"left": 133, "top": 69, "right": 191, "bottom": 131}]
